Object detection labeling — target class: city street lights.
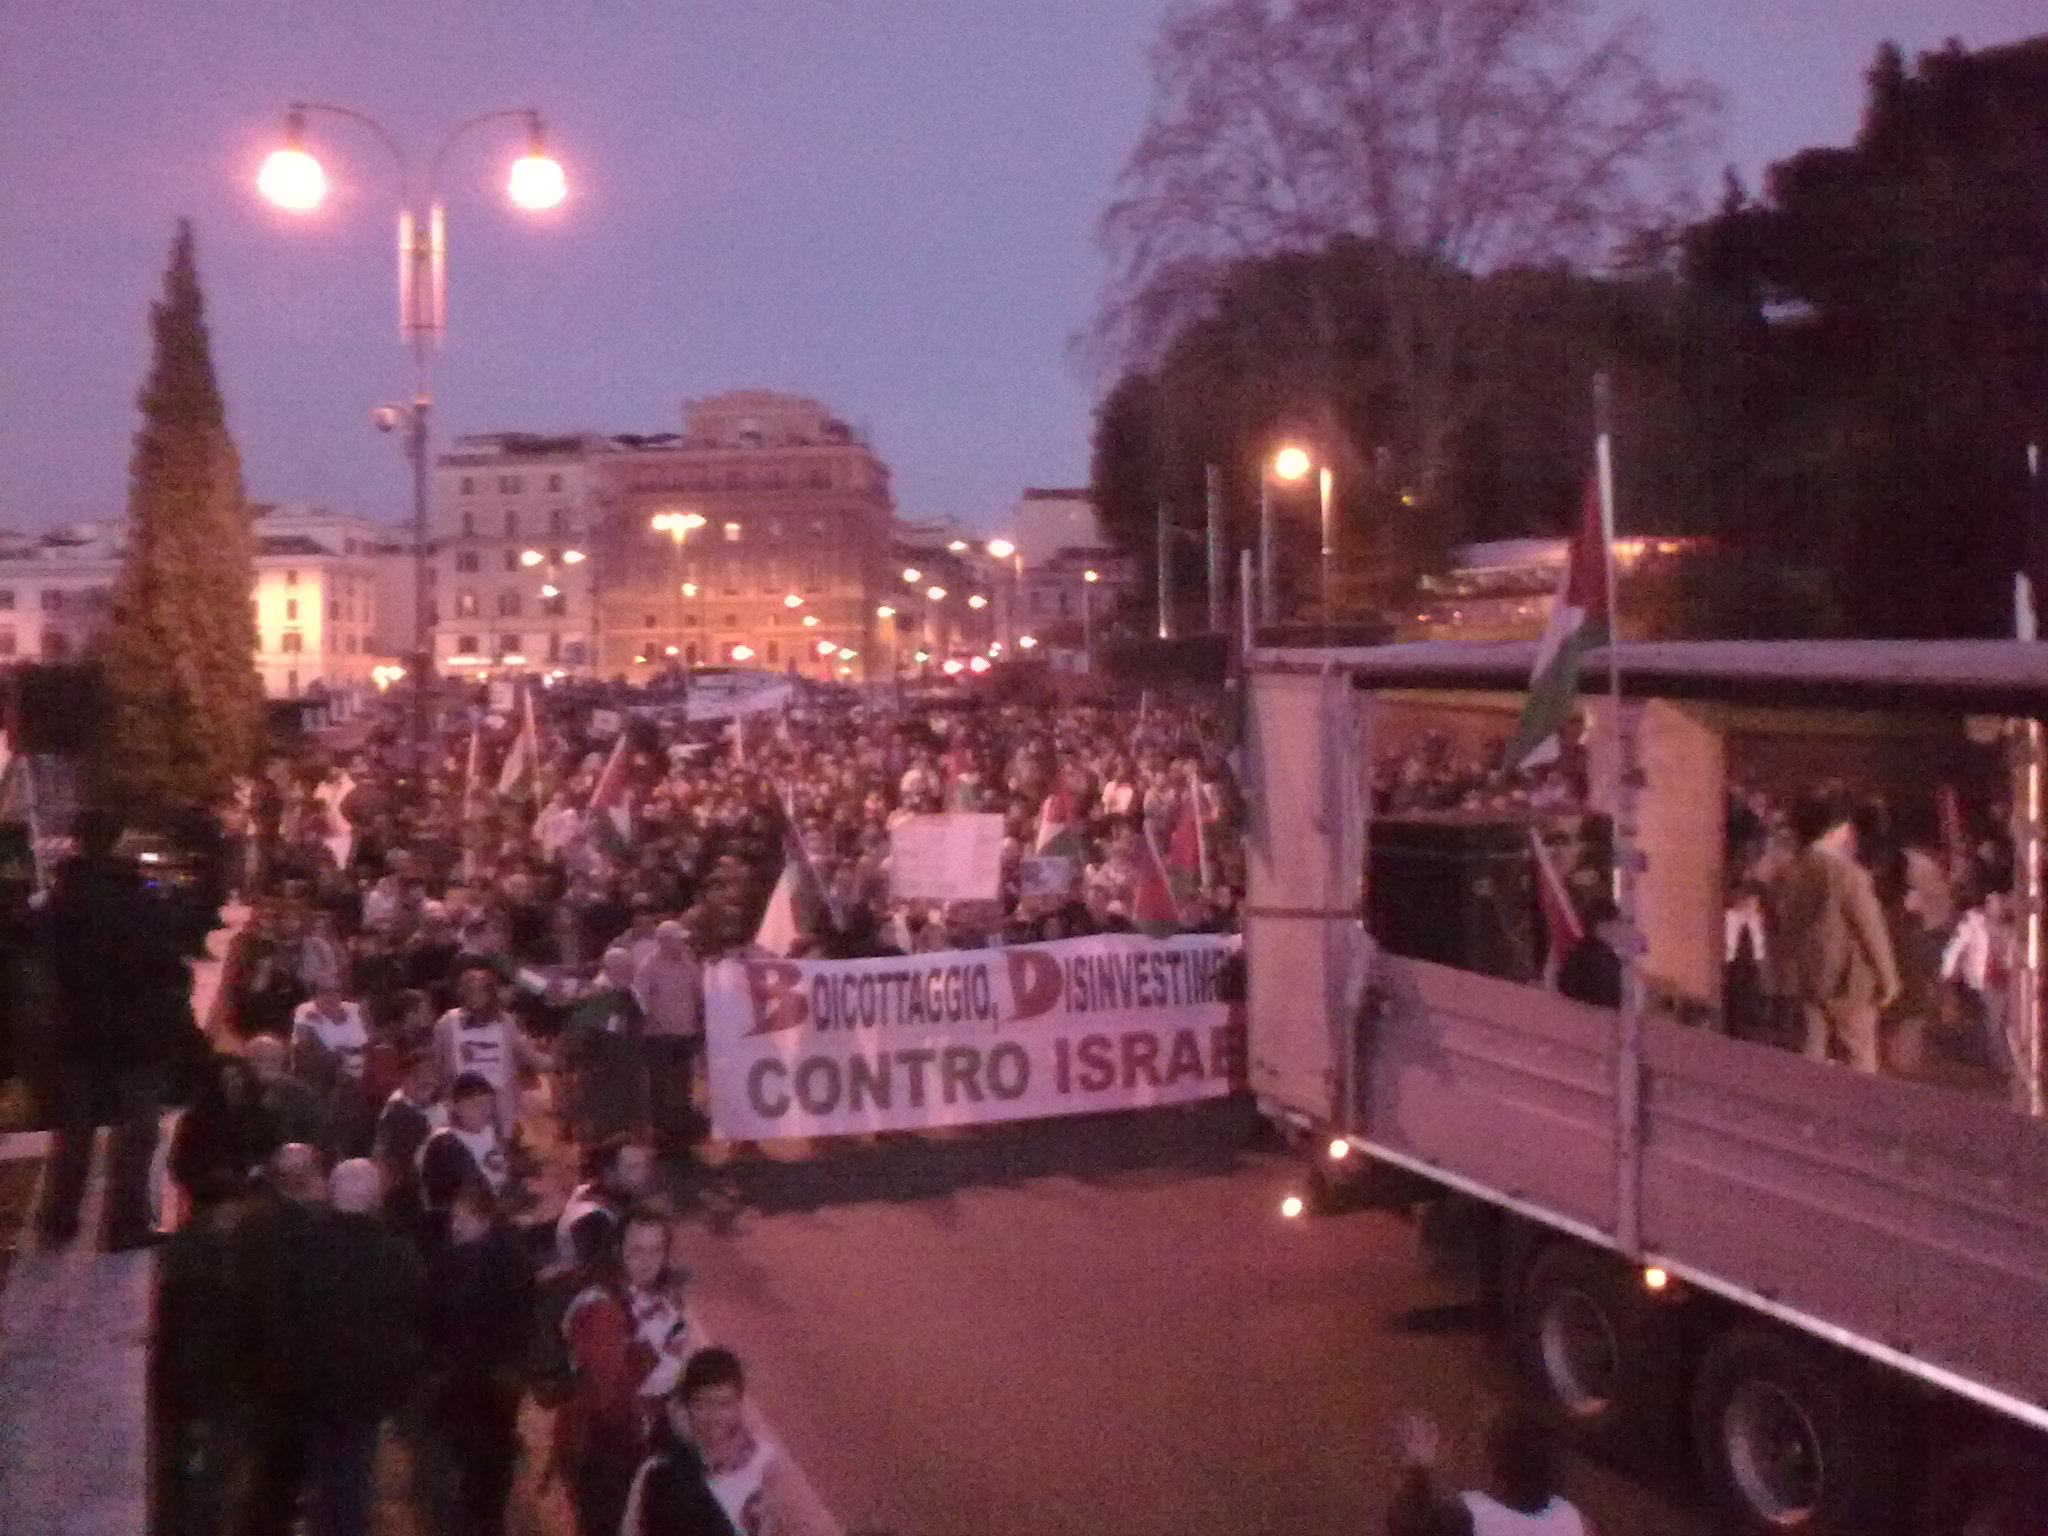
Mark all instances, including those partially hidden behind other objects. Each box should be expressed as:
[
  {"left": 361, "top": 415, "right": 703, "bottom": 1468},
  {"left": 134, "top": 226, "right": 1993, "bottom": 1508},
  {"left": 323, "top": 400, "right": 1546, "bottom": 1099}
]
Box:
[
  {"left": 1260, "top": 444, "right": 1313, "bottom": 627},
  {"left": 987, "top": 537, "right": 1023, "bottom": 649},
  {"left": 650, "top": 511, "right": 706, "bottom": 666},
  {"left": 260, "top": 101, "right": 566, "bottom": 761},
  {"left": 519, "top": 547, "right": 585, "bottom": 670},
  {"left": 1083, "top": 568, "right": 1101, "bottom": 674}
]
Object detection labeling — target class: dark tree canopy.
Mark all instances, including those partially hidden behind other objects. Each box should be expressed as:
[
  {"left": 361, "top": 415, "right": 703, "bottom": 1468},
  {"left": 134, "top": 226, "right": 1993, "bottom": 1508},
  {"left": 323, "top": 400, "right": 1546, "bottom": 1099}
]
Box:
[{"left": 1685, "top": 35, "right": 2048, "bottom": 638}]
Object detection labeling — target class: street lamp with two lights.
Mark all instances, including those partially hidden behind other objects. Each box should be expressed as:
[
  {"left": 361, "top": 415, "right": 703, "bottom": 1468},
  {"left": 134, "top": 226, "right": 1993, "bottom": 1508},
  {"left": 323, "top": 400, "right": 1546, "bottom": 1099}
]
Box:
[{"left": 259, "top": 102, "right": 567, "bottom": 758}]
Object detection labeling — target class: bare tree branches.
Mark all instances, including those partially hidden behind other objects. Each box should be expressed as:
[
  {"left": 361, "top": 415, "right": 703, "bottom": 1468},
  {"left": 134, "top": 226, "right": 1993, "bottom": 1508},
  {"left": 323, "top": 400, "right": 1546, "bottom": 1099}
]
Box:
[{"left": 1092, "top": 0, "right": 1722, "bottom": 371}]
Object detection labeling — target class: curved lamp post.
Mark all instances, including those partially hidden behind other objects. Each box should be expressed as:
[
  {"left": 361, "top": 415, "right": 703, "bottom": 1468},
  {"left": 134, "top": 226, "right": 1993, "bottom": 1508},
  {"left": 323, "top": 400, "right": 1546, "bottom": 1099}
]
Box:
[{"left": 260, "top": 102, "right": 566, "bottom": 758}]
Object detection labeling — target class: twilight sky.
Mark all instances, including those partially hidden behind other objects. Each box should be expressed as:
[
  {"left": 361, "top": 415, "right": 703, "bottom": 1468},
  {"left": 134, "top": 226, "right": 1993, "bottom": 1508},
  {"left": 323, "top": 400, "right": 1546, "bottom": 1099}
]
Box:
[{"left": 0, "top": 0, "right": 2037, "bottom": 537}]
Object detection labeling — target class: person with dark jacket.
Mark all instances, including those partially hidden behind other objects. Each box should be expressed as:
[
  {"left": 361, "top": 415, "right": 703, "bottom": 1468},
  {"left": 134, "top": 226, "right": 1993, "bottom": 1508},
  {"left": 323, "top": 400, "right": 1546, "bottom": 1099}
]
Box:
[
  {"left": 418, "top": 1180, "right": 537, "bottom": 1536},
  {"left": 234, "top": 1155, "right": 426, "bottom": 1536},
  {"left": 168, "top": 1051, "right": 277, "bottom": 1215},
  {"left": 1558, "top": 897, "right": 1625, "bottom": 1010},
  {"left": 34, "top": 808, "right": 192, "bottom": 1249}
]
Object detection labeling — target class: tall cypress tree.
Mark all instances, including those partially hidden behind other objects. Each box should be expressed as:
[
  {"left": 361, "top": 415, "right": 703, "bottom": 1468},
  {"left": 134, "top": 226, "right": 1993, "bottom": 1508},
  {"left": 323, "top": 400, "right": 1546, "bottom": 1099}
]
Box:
[{"left": 92, "top": 220, "right": 262, "bottom": 815}]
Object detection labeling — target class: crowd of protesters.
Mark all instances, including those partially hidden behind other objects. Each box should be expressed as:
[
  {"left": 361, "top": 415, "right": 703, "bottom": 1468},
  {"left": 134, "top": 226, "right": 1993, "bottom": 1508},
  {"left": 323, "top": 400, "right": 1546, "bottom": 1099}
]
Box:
[
  {"left": 38, "top": 668, "right": 1232, "bottom": 1536},
  {"left": 1369, "top": 713, "right": 2032, "bottom": 1097}
]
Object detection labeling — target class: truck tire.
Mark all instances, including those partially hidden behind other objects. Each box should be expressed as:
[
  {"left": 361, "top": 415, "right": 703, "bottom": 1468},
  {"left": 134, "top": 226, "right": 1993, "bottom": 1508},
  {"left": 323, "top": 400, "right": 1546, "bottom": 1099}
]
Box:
[
  {"left": 1513, "top": 1241, "right": 1678, "bottom": 1453},
  {"left": 1691, "top": 1325, "right": 1897, "bottom": 1536}
]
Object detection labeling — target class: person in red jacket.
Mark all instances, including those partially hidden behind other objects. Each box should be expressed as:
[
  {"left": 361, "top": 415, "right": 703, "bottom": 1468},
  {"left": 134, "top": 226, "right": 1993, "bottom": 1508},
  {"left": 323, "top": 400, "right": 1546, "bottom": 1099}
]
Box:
[{"left": 550, "top": 1207, "right": 689, "bottom": 1536}]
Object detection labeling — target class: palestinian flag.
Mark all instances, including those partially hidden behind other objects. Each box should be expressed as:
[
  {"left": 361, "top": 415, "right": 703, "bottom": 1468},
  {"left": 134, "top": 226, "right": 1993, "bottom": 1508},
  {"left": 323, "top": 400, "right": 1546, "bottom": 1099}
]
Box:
[
  {"left": 1530, "top": 829, "right": 1585, "bottom": 988},
  {"left": 754, "top": 824, "right": 833, "bottom": 956},
  {"left": 1164, "top": 784, "right": 1205, "bottom": 904},
  {"left": 496, "top": 683, "right": 541, "bottom": 799},
  {"left": 588, "top": 732, "right": 634, "bottom": 858},
  {"left": 1131, "top": 828, "right": 1181, "bottom": 939},
  {"left": 1504, "top": 476, "right": 1609, "bottom": 770},
  {"left": 1034, "top": 788, "right": 1083, "bottom": 859}
]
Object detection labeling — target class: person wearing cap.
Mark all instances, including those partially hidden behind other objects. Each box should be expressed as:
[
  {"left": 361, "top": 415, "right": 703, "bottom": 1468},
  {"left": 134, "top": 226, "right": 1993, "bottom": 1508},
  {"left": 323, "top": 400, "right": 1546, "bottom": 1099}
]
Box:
[{"left": 634, "top": 920, "right": 705, "bottom": 1156}]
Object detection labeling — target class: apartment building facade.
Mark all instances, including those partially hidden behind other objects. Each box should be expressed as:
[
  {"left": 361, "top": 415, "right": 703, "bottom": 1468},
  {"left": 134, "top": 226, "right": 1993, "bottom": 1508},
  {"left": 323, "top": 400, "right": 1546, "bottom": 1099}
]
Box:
[
  {"left": 587, "top": 391, "right": 893, "bottom": 681},
  {"left": 429, "top": 433, "right": 603, "bottom": 673},
  {"left": 0, "top": 504, "right": 409, "bottom": 701}
]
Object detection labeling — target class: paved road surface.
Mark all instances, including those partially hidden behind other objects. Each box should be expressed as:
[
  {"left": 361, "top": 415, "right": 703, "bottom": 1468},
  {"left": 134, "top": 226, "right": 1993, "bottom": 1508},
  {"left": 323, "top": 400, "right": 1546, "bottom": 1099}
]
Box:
[{"left": 670, "top": 1102, "right": 1710, "bottom": 1536}]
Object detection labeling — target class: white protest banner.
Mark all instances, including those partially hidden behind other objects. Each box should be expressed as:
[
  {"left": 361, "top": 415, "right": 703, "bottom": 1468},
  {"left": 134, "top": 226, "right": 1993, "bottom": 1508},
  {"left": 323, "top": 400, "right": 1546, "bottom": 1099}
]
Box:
[
  {"left": 705, "top": 933, "right": 1243, "bottom": 1140},
  {"left": 890, "top": 812, "right": 1004, "bottom": 902},
  {"left": 488, "top": 681, "right": 516, "bottom": 713}
]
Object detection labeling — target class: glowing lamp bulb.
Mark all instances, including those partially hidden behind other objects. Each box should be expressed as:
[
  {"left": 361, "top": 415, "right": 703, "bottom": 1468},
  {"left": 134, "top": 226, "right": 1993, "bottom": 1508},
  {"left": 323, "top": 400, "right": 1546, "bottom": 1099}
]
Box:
[
  {"left": 927, "top": 586, "right": 946, "bottom": 601},
  {"left": 968, "top": 655, "right": 990, "bottom": 673},
  {"left": 520, "top": 550, "right": 544, "bottom": 566},
  {"left": 1280, "top": 1195, "right": 1305, "bottom": 1220},
  {"left": 1328, "top": 1138, "right": 1351, "bottom": 1161},
  {"left": 987, "top": 538, "right": 1015, "bottom": 559},
  {"left": 816, "top": 639, "right": 836, "bottom": 656},
  {"left": 508, "top": 153, "right": 567, "bottom": 211},
  {"left": 259, "top": 147, "right": 327, "bottom": 212},
  {"left": 1273, "top": 445, "right": 1312, "bottom": 481},
  {"left": 876, "top": 605, "right": 896, "bottom": 619},
  {"left": 784, "top": 594, "right": 804, "bottom": 608},
  {"left": 540, "top": 583, "right": 560, "bottom": 598},
  {"left": 1643, "top": 1266, "right": 1670, "bottom": 1292},
  {"left": 967, "top": 594, "right": 988, "bottom": 610}
]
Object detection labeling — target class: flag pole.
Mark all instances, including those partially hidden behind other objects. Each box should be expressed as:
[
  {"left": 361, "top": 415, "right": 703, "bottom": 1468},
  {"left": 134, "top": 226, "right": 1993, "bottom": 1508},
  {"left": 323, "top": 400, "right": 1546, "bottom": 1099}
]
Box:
[
  {"left": 1594, "top": 371, "right": 1645, "bottom": 1254},
  {"left": 2020, "top": 440, "right": 2045, "bottom": 1117}
]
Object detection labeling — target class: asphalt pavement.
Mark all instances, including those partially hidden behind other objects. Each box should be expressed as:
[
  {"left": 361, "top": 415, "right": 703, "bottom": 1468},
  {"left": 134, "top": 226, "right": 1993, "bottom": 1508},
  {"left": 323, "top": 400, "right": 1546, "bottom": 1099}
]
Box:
[{"left": 669, "top": 1102, "right": 1711, "bottom": 1536}]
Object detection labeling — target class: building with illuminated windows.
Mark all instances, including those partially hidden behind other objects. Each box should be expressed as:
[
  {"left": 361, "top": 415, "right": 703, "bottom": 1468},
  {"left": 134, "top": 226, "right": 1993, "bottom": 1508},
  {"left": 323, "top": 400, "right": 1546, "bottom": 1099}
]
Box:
[
  {"left": 0, "top": 503, "right": 410, "bottom": 703},
  {"left": 429, "top": 433, "right": 604, "bottom": 674},
  {"left": 587, "top": 391, "right": 893, "bottom": 681}
]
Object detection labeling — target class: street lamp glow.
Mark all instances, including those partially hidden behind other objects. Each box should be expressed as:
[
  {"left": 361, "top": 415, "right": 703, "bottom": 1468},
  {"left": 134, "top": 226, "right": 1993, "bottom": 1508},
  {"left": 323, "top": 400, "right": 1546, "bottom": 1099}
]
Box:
[
  {"left": 967, "top": 594, "right": 988, "bottom": 610},
  {"left": 948, "top": 540, "right": 968, "bottom": 552},
  {"left": 681, "top": 582, "right": 699, "bottom": 598},
  {"left": 802, "top": 614, "right": 820, "bottom": 628},
  {"left": 816, "top": 639, "right": 837, "bottom": 657},
  {"left": 259, "top": 145, "right": 327, "bottom": 212},
  {"left": 969, "top": 655, "right": 990, "bottom": 673},
  {"left": 561, "top": 549, "right": 586, "bottom": 564},
  {"left": 942, "top": 659, "right": 965, "bottom": 676},
  {"left": 540, "top": 583, "right": 560, "bottom": 598},
  {"left": 837, "top": 647, "right": 857, "bottom": 660},
  {"left": 1273, "top": 445, "right": 1313, "bottom": 482},
  {"left": 987, "top": 538, "right": 1016, "bottom": 560},
  {"left": 731, "top": 644, "right": 755, "bottom": 662},
  {"left": 902, "top": 567, "right": 922, "bottom": 583},
  {"left": 876, "top": 604, "right": 896, "bottom": 619},
  {"left": 1018, "top": 635, "right": 1038, "bottom": 649},
  {"left": 927, "top": 586, "right": 946, "bottom": 601},
  {"left": 1083, "top": 569, "right": 1101, "bottom": 584},
  {"left": 520, "top": 549, "right": 544, "bottom": 566},
  {"left": 508, "top": 153, "right": 567, "bottom": 211},
  {"left": 664, "top": 645, "right": 679, "bottom": 657},
  {"left": 784, "top": 594, "right": 804, "bottom": 609}
]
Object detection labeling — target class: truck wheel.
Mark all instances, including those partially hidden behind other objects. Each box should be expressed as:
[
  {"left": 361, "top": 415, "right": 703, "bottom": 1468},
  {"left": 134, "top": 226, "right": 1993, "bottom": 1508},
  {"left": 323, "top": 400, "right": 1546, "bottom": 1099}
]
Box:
[
  {"left": 1691, "top": 1326, "right": 1896, "bottom": 1536},
  {"left": 1513, "top": 1242, "right": 1676, "bottom": 1452}
]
